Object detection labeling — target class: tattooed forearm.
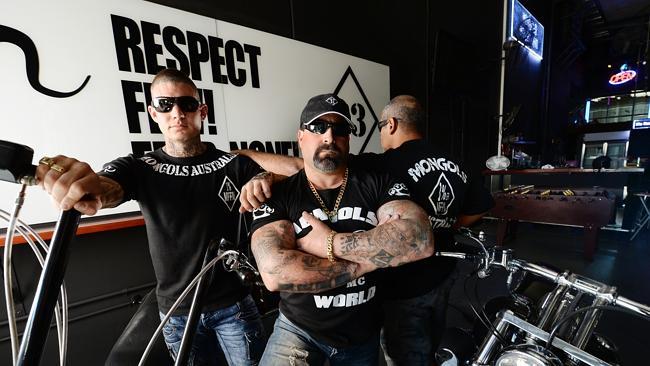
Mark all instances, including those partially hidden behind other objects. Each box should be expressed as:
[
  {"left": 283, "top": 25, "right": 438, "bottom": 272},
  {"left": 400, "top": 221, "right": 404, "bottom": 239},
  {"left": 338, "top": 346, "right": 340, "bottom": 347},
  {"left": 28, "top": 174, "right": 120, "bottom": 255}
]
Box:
[
  {"left": 340, "top": 235, "right": 361, "bottom": 256},
  {"left": 251, "top": 221, "right": 365, "bottom": 293},
  {"left": 333, "top": 200, "right": 434, "bottom": 270},
  {"left": 277, "top": 270, "right": 354, "bottom": 293},
  {"left": 253, "top": 221, "right": 295, "bottom": 275},
  {"left": 99, "top": 177, "right": 125, "bottom": 209},
  {"left": 271, "top": 255, "right": 359, "bottom": 293}
]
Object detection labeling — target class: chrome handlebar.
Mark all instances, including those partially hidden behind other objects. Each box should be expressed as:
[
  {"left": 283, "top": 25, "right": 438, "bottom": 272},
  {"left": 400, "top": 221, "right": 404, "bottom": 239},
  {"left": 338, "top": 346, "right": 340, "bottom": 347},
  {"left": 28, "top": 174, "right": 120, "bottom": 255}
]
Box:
[{"left": 437, "top": 229, "right": 650, "bottom": 319}]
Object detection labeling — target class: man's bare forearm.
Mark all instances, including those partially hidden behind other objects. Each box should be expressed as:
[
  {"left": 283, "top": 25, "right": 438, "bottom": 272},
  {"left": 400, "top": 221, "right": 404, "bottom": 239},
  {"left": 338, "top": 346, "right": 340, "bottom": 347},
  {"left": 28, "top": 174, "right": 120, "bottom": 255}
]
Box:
[
  {"left": 275, "top": 256, "right": 358, "bottom": 293},
  {"left": 252, "top": 220, "right": 366, "bottom": 293},
  {"left": 333, "top": 200, "right": 434, "bottom": 269},
  {"left": 234, "top": 149, "right": 303, "bottom": 177}
]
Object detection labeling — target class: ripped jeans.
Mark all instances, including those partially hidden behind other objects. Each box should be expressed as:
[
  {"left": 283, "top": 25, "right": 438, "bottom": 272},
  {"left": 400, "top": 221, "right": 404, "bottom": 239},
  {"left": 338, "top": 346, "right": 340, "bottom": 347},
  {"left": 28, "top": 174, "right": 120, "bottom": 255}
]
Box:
[
  {"left": 260, "top": 312, "right": 379, "bottom": 366},
  {"left": 160, "top": 295, "right": 265, "bottom": 366}
]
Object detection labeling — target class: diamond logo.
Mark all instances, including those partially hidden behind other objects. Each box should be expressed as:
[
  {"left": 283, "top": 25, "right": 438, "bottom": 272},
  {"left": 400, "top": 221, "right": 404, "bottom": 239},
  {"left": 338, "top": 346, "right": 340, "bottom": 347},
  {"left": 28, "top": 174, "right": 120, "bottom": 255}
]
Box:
[
  {"left": 325, "top": 96, "right": 338, "bottom": 105},
  {"left": 333, "top": 66, "right": 382, "bottom": 154},
  {"left": 428, "top": 173, "right": 455, "bottom": 216},
  {"left": 218, "top": 176, "right": 240, "bottom": 211}
]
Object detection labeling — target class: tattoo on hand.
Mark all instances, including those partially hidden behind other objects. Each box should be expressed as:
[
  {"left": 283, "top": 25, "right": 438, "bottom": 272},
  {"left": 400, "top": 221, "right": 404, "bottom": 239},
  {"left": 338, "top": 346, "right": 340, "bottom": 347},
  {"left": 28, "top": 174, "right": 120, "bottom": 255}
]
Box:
[{"left": 370, "top": 249, "right": 395, "bottom": 268}]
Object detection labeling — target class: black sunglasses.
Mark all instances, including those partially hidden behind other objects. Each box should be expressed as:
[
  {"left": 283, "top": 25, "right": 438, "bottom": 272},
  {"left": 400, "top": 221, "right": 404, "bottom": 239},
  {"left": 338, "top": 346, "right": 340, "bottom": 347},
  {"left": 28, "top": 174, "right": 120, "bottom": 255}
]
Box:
[
  {"left": 302, "top": 120, "right": 351, "bottom": 136},
  {"left": 378, "top": 118, "right": 398, "bottom": 131},
  {"left": 152, "top": 96, "right": 201, "bottom": 113}
]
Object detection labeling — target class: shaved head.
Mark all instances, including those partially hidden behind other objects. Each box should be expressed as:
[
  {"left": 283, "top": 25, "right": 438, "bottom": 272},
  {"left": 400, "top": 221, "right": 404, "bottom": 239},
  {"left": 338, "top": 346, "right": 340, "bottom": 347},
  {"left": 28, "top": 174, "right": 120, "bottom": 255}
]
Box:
[
  {"left": 150, "top": 68, "right": 199, "bottom": 98},
  {"left": 381, "top": 95, "right": 425, "bottom": 134}
]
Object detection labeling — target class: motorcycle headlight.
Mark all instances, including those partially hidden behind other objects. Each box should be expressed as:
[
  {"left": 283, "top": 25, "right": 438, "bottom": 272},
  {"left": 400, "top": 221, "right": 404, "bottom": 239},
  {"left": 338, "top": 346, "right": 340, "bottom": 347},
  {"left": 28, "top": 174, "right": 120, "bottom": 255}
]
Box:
[{"left": 495, "top": 345, "right": 561, "bottom": 366}]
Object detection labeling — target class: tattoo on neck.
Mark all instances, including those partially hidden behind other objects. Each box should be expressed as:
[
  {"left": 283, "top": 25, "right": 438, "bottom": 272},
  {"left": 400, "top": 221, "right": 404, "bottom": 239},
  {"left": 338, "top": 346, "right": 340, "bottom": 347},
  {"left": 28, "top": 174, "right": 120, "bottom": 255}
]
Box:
[{"left": 163, "top": 141, "right": 206, "bottom": 157}]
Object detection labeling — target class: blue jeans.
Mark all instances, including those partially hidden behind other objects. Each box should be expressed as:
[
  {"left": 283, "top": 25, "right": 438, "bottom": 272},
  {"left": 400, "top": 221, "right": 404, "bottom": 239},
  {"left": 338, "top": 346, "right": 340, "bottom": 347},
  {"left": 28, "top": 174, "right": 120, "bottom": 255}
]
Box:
[
  {"left": 160, "top": 295, "right": 265, "bottom": 366},
  {"left": 260, "top": 312, "right": 380, "bottom": 366},
  {"left": 380, "top": 272, "right": 456, "bottom": 366}
]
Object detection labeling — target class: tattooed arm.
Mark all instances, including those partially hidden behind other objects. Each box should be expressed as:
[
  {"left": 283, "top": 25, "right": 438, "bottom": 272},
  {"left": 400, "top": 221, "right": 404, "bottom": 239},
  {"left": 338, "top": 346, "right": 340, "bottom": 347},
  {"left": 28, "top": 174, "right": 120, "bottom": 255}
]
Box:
[
  {"left": 251, "top": 220, "right": 372, "bottom": 293},
  {"left": 297, "top": 200, "right": 434, "bottom": 270},
  {"left": 335, "top": 200, "right": 434, "bottom": 268}
]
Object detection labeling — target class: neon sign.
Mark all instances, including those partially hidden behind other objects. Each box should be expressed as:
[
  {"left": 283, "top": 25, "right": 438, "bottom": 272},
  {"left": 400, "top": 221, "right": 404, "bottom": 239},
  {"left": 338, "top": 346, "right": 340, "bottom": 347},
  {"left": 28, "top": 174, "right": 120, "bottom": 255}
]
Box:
[
  {"left": 508, "top": 0, "right": 544, "bottom": 60},
  {"left": 609, "top": 64, "right": 637, "bottom": 85}
]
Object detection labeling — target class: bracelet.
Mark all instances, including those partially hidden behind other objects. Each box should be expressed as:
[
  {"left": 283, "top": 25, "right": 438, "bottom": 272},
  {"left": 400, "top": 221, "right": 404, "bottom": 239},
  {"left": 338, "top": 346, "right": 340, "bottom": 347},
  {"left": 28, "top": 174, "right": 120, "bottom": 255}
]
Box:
[{"left": 327, "top": 230, "right": 337, "bottom": 263}]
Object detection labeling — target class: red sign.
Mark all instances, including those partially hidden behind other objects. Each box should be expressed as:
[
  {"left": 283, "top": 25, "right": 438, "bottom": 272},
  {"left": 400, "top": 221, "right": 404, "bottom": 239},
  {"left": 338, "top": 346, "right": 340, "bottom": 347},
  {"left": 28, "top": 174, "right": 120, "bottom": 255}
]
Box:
[{"left": 609, "top": 70, "right": 637, "bottom": 85}]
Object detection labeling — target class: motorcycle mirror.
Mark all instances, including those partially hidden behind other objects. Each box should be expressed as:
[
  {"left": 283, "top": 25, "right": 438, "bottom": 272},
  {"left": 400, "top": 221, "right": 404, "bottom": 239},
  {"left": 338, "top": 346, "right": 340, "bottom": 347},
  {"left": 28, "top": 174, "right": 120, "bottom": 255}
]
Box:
[{"left": 0, "top": 140, "right": 37, "bottom": 184}]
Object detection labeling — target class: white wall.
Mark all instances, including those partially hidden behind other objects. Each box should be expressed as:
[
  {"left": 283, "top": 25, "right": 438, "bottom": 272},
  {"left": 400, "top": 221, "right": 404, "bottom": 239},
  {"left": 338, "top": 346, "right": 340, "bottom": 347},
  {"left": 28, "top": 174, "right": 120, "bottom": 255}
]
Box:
[{"left": 0, "top": 0, "right": 389, "bottom": 227}]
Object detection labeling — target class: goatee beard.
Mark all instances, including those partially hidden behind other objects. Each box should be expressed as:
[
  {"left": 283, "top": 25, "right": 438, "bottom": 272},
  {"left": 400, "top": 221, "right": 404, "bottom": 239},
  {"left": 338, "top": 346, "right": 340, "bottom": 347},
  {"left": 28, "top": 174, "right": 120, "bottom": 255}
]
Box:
[{"left": 313, "top": 143, "right": 346, "bottom": 172}]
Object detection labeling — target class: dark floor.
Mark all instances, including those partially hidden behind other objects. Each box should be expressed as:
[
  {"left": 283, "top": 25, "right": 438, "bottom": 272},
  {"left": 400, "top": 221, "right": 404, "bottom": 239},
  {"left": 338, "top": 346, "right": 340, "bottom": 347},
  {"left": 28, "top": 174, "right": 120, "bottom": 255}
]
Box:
[{"left": 445, "top": 219, "right": 650, "bottom": 365}]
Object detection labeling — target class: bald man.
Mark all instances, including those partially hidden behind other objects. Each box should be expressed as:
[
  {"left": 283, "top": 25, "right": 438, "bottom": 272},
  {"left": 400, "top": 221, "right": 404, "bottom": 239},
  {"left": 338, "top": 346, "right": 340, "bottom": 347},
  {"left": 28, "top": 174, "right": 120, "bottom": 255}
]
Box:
[{"left": 355, "top": 96, "right": 493, "bottom": 365}]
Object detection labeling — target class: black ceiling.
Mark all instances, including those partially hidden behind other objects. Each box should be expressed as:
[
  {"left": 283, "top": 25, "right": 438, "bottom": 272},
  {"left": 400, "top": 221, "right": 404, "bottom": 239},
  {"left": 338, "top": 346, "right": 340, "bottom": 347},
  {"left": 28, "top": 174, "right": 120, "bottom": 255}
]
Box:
[
  {"left": 597, "top": 0, "right": 650, "bottom": 22},
  {"left": 587, "top": 0, "right": 650, "bottom": 42}
]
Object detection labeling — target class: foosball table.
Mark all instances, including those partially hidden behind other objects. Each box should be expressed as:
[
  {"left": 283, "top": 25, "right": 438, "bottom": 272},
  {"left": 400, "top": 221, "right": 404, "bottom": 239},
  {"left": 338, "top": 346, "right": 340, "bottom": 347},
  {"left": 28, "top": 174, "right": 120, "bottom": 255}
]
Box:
[{"left": 490, "top": 186, "right": 616, "bottom": 260}]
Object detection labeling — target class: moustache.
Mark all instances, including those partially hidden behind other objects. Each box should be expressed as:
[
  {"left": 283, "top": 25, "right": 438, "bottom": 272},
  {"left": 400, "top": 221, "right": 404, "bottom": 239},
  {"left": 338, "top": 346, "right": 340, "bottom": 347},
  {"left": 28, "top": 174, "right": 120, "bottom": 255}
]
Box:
[{"left": 315, "top": 143, "right": 341, "bottom": 155}]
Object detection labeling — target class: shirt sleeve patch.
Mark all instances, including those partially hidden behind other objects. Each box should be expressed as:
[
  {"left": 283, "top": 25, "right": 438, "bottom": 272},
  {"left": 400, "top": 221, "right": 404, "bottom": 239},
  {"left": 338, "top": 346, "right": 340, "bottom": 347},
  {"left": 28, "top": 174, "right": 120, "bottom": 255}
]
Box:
[
  {"left": 252, "top": 204, "right": 275, "bottom": 220},
  {"left": 388, "top": 182, "right": 410, "bottom": 197}
]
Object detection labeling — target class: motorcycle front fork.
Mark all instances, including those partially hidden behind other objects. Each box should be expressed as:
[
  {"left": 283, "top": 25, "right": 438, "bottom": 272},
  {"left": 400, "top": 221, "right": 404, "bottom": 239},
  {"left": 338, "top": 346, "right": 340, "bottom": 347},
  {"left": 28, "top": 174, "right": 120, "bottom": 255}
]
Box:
[
  {"left": 470, "top": 310, "right": 613, "bottom": 366},
  {"left": 471, "top": 311, "right": 511, "bottom": 366}
]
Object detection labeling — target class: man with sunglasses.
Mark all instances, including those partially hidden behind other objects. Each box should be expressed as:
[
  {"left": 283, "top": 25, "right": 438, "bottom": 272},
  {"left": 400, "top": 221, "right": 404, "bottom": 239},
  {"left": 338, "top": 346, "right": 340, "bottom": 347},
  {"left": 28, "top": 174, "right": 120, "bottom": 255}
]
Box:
[
  {"left": 238, "top": 95, "right": 494, "bottom": 365},
  {"left": 248, "top": 93, "right": 434, "bottom": 365},
  {"left": 36, "top": 68, "right": 268, "bottom": 365}
]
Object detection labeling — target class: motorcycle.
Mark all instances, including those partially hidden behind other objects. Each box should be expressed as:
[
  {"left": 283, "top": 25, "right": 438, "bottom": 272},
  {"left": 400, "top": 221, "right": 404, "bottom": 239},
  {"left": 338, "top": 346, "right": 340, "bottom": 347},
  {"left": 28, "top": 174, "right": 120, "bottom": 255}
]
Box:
[{"left": 435, "top": 229, "right": 650, "bottom": 366}]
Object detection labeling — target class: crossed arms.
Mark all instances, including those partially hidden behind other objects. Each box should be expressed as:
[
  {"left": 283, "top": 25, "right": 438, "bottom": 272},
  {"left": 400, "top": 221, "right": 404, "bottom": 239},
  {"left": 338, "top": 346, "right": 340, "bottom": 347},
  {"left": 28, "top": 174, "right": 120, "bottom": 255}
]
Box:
[{"left": 251, "top": 199, "right": 434, "bottom": 293}]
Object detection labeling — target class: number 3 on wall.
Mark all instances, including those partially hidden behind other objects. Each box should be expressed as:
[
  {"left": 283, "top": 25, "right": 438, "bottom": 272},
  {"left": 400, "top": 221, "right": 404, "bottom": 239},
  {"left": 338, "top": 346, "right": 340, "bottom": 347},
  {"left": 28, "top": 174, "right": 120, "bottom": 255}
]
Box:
[{"left": 350, "top": 103, "right": 367, "bottom": 137}]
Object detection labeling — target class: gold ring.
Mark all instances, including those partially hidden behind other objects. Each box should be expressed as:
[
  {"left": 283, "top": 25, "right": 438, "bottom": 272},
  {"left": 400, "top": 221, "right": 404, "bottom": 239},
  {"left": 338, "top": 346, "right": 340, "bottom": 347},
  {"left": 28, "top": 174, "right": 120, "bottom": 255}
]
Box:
[
  {"left": 39, "top": 156, "right": 55, "bottom": 167},
  {"left": 50, "top": 163, "right": 65, "bottom": 173},
  {"left": 39, "top": 157, "right": 65, "bottom": 173}
]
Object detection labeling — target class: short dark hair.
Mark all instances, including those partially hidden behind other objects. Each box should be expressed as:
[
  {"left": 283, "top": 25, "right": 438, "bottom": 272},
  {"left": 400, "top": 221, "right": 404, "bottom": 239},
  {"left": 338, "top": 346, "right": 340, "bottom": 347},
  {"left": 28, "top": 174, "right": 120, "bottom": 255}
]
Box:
[
  {"left": 150, "top": 68, "right": 199, "bottom": 98},
  {"left": 383, "top": 95, "right": 425, "bottom": 133}
]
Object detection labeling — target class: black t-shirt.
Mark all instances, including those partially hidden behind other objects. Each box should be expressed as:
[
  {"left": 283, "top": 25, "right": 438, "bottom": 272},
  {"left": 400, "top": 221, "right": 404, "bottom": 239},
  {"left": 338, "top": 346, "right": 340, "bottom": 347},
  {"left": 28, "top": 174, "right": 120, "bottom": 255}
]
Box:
[
  {"left": 352, "top": 139, "right": 494, "bottom": 298},
  {"left": 250, "top": 169, "right": 410, "bottom": 347},
  {"left": 99, "top": 143, "right": 262, "bottom": 314}
]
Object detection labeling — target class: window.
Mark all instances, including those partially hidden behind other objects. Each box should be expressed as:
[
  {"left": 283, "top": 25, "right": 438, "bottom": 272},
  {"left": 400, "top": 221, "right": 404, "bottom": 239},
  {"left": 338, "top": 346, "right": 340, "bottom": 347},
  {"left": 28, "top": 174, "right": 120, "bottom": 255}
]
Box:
[{"left": 582, "top": 93, "right": 650, "bottom": 125}]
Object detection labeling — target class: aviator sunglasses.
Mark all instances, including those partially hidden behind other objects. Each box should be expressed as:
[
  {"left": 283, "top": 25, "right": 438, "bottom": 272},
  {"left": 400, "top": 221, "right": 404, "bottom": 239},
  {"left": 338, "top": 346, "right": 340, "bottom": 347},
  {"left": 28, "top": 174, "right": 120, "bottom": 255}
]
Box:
[
  {"left": 151, "top": 96, "right": 201, "bottom": 113},
  {"left": 302, "top": 119, "right": 352, "bottom": 137}
]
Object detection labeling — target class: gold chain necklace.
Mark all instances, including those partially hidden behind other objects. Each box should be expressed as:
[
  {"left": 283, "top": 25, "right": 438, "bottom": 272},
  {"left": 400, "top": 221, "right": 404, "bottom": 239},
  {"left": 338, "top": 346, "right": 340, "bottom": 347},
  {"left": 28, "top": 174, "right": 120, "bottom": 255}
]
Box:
[{"left": 307, "top": 168, "right": 348, "bottom": 223}]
